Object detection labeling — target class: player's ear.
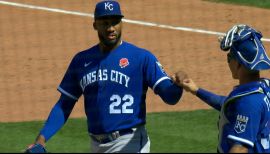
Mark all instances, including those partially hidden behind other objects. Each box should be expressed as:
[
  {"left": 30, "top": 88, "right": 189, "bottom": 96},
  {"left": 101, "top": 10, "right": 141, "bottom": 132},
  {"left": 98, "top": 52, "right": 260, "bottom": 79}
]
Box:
[
  {"left": 93, "top": 21, "right": 97, "bottom": 30},
  {"left": 237, "top": 62, "right": 242, "bottom": 70},
  {"left": 236, "top": 62, "right": 243, "bottom": 73}
]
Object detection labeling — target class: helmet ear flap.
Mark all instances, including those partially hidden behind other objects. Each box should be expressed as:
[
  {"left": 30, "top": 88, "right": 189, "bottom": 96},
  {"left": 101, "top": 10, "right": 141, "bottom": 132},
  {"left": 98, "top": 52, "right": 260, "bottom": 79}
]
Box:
[{"left": 233, "top": 36, "right": 258, "bottom": 62}]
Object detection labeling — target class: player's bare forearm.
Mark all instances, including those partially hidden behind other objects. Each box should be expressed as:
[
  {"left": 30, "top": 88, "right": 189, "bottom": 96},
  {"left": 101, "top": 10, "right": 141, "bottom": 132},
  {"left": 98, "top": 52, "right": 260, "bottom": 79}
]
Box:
[
  {"left": 171, "top": 71, "right": 199, "bottom": 95},
  {"left": 181, "top": 78, "right": 199, "bottom": 95},
  {"left": 35, "top": 134, "right": 46, "bottom": 146},
  {"left": 229, "top": 144, "right": 248, "bottom": 153},
  {"left": 171, "top": 72, "right": 225, "bottom": 110},
  {"left": 25, "top": 134, "right": 47, "bottom": 153}
]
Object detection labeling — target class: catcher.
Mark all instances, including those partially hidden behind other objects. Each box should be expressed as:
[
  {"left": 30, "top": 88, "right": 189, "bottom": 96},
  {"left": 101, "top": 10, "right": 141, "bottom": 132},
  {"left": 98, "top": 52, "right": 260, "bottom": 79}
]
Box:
[{"left": 172, "top": 24, "right": 270, "bottom": 153}]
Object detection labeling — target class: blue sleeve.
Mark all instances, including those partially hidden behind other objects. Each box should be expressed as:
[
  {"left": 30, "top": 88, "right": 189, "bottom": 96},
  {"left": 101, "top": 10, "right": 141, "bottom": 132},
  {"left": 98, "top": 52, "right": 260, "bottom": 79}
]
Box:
[
  {"left": 39, "top": 94, "right": 77, "bottom": 141},
  {"left": 143, "top": 51, "right": 171, "bottom": 90},
  {"left": 155, "top": 79, "right": 183, "bottom": 105},
  {"left": 196, "top": 88, "right": 227, "bottom": 111},
  {"left": 226, "top": 95, "right": 262, "bottom": 148},
  {"left": 57, "top": 54, "right": 82, "bottom": 101}
]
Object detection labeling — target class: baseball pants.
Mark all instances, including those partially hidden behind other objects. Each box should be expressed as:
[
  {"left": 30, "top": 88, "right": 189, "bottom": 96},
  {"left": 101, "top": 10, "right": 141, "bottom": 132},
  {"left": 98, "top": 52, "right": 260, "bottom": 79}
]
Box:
[{"left": 90, "top": 125, "right": 150, "bottom": 153}]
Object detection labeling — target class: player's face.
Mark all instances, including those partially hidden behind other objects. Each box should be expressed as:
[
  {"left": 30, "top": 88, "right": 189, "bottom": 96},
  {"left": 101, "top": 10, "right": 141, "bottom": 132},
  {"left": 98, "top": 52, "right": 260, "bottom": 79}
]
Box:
[
  {"left": 94, "top": 16, "right": 122, "bottom": 48},
  {"left": 227, "top": 53, "right": 239, "bottom": 79}
]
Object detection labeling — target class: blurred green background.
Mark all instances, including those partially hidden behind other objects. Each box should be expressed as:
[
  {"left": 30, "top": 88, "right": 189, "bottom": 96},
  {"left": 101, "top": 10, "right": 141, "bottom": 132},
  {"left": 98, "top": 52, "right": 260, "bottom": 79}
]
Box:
[{"left": 0, "top": 110, "right": 219, "bottom": 153}]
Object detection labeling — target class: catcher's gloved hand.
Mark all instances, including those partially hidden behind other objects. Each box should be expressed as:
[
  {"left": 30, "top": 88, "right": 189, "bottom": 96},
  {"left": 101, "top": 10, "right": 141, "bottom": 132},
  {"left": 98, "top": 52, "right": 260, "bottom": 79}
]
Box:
[{"left": 25, "top": 144, "right": 47, "bottom": 153}]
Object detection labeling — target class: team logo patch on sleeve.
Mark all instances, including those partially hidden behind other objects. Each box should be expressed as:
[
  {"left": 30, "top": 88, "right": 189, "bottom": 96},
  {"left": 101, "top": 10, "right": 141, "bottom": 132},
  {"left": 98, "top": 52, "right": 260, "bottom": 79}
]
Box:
[
  {"left": 119, "top": 58, "right": 129, "bottom": 68},
  {"left": 234, "top": 114, "right": 249, "bottom": 133}
]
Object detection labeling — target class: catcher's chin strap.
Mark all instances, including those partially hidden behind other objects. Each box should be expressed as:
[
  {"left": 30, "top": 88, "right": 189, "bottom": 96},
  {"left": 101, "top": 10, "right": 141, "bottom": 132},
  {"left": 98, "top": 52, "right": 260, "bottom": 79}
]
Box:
[{"left": 25, "top": 143, "right": 47, "bottom": 153}]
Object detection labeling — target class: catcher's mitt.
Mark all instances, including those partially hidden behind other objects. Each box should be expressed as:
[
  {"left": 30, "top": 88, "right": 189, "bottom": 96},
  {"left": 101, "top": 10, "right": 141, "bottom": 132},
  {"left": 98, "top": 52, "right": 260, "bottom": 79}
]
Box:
[{"left": 25, "top": 144, "right": 47, "bottom": 153}]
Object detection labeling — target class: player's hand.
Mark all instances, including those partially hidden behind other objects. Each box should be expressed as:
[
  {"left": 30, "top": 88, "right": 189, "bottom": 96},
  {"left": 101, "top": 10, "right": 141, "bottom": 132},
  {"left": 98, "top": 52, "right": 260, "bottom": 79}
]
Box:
[
  {"left": 171, "top": 70, "right": 188, "bottom": 87},
  {"left": 25, "top": 135, "right": 47, "bottom": 153},
  {"left": 181, "top": 78, "right": 199, "bottom": 95},
  {"left": 24, "top": 143, "right": 47, "bottom": 153},
  {"left": 218, "top": 35, "right": 225, "bottom": 43}
]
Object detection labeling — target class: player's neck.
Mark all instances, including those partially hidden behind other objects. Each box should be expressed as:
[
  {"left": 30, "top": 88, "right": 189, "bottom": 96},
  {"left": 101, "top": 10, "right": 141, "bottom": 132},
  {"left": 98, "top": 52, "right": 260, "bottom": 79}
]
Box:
[
  {"left": 239, "top": 74, "right": 260, "bottom": 85},
  {"left": 99, "top": 40, "right": 122, "bottom": 53}
]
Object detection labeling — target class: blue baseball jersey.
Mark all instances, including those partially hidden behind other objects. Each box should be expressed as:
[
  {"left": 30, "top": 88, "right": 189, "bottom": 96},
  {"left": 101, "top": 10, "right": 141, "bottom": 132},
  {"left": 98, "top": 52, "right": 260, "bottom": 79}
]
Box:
[
  {"left": 218, "top": 80, "right": 270, "bottom": 153},
  {"left": 57, "top": 41, "right": 171, "bottom": 134}
]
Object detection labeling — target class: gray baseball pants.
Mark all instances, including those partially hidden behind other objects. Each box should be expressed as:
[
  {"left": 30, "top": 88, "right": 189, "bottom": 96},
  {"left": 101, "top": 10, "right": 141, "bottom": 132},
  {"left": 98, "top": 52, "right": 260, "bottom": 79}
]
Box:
[{"left": 90, "top": 125, "right": 150, "bottom": 153}]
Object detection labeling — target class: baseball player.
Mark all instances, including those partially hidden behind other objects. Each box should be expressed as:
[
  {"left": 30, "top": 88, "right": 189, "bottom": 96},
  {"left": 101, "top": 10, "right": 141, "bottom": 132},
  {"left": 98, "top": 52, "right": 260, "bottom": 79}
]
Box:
[
  {"left": 25, "top": 0, "right": 184, "bottom": 153},
  {"left": 172, "top": 24, "right": 270, "bottom": 153}
]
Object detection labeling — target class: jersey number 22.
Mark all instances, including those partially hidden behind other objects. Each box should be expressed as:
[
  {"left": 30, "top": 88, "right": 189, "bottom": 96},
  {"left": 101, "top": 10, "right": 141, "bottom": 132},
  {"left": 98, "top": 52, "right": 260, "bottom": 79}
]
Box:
[{"left": 110, "top": 94, "right": 134, "bottom": 114}]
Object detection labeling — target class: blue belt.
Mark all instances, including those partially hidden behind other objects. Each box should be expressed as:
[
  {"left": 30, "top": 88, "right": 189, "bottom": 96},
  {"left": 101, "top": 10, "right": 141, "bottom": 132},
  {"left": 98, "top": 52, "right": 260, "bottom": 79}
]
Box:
[{"left": 90, "top": 128, "right": 134, "bottom": 144}]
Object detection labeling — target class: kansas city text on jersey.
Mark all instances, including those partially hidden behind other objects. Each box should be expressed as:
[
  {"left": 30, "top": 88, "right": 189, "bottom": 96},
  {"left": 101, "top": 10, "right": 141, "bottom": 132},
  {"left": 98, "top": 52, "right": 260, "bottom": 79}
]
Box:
[{"left": 80, "top": 69, "right": 130, "bottom": 91}]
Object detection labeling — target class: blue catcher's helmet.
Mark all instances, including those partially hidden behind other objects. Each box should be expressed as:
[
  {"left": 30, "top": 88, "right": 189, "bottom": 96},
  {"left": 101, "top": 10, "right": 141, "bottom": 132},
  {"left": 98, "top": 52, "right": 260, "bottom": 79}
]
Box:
[{"left": 220, "top": 24, "right": 270, "bottom": 71}]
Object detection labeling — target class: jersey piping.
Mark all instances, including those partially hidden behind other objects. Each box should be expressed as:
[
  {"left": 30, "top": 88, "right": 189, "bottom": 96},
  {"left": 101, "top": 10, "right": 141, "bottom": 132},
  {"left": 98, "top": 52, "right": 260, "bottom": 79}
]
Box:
[
  {"left": 57, "top": 86, "right": 79, "bottom": 101},
  {"left": 228, "top": 135, "right": 254, "bottom": 147},
  {"left": 152, "top": 76, "right": 171, "bottom": 91}
]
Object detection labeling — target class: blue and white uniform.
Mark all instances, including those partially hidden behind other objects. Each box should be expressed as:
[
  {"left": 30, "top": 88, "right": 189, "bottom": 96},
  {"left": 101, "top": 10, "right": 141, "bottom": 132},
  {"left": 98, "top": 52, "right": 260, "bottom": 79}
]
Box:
[
  {"left": 35, "top": 1, "right": 182, "bottom": 153},
  {"left": 58, "top": 41, "right": 181, "bottom": 134},
  {"left": 39, "top": 41, "right": 182, "bottom": 153},
  {"left": 197, "top": 79, "right": 270, "bottom": 153}
]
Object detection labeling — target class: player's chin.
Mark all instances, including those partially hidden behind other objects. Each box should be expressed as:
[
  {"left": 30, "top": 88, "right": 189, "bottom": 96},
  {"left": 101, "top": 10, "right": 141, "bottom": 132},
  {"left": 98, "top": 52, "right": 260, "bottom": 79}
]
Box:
[
  {"left": 231, "top": 74, "right": 239, "bottom": 80},
  {"left": 103, "top": 37, "right": 120, "bottom": 47},
  {"left": 104, "top": 40, "right": 117, "bottom": 47}
]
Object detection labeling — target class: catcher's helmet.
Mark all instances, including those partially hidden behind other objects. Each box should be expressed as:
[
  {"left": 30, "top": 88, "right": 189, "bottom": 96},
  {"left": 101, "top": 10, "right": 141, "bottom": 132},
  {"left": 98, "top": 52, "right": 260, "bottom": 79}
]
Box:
[{"left": 220, "top": 24, "right": 270, "bottom": 71}]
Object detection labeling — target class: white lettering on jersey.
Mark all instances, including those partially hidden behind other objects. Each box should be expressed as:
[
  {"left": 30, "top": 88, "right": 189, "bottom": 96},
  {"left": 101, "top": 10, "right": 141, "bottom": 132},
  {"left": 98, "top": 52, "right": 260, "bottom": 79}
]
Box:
[
  {"left": 92, "top": 71, "right": 96, "bottom": 83},
  {"left": 80, "top": 69, "right": 108, "bottom": 91},
  {"left": 103, "top": 69, "right": 108, "bottom": 81},
  {"left": 110, "top": 70, "right": 130, "bottom": 88},
  {"left": 80, "top": 69, "right": 130, "bottom": 91},
  {"left": 98, "top": 69, "right": 103, "bottom": 81},
  {"left": 111, "top": 70, "right": 116, "bottom": 82},
  {"left": 261, "top": 137, "right": 270, "bottom": 149},
  {"left": 118, "top": 72, "right": 124, "bottom": 84},
  {"left": 124, "top": 75, "right": 130, "bottom": 88}
]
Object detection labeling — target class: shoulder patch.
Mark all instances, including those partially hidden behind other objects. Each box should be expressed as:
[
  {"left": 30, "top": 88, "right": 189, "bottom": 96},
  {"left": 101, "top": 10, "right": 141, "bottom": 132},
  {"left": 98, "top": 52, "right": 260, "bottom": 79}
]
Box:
[{"left": 234, "top": 114, "right": 249, "bottom": 133}]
